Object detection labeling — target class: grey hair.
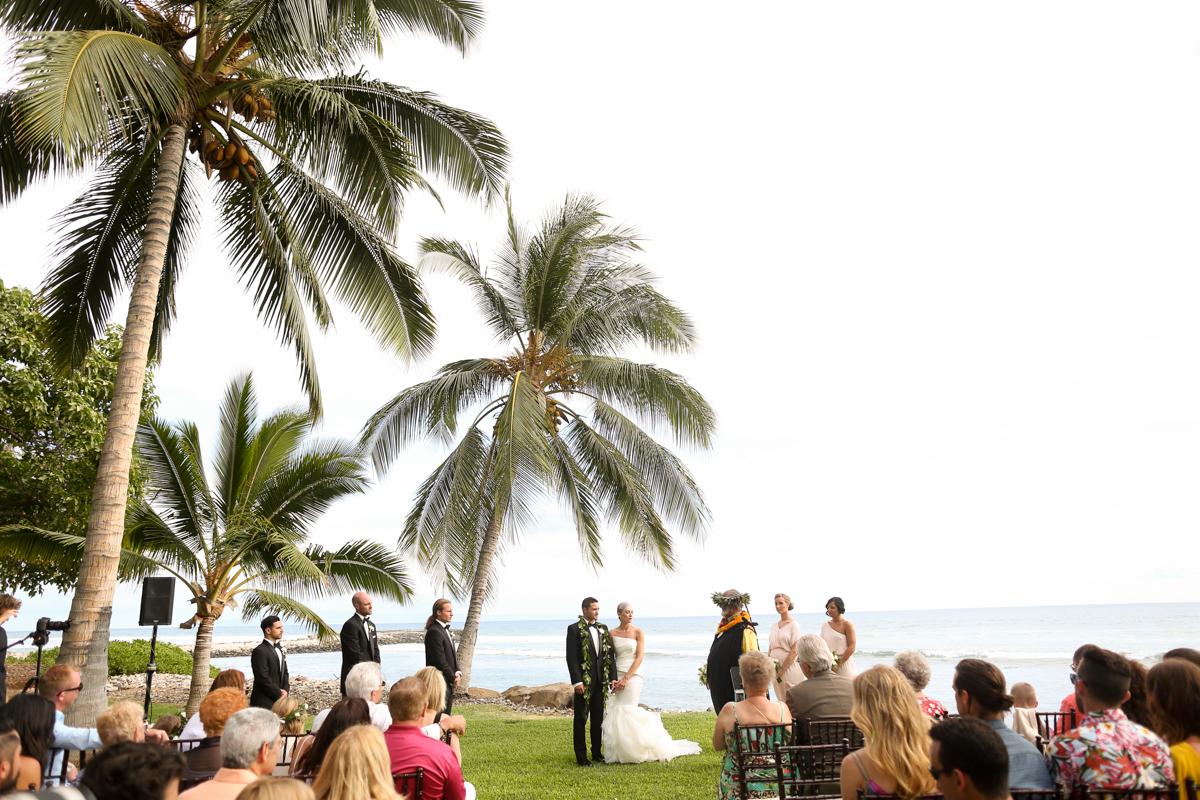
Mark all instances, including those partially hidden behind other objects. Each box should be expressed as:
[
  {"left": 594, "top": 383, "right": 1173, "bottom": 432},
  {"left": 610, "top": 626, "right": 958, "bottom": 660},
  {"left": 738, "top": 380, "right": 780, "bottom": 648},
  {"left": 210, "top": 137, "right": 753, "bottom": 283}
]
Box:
[
  {"left": 893, "top": 650, "right": 932, "bottom": 692},
  {"left": 796, "top": 634, "right": 835, "bottom": 672},
  {"left": 220, "top": 708, "right": 280, "bottom": 769},
  {"left": 738, "top": 650, "right": 775, "bottom": 693},
  {"left": 345, "top": 661, "right": 382, "bottom": 700},
  {"left": 617, "top": 602, "right": 631, "bottom": 615}
]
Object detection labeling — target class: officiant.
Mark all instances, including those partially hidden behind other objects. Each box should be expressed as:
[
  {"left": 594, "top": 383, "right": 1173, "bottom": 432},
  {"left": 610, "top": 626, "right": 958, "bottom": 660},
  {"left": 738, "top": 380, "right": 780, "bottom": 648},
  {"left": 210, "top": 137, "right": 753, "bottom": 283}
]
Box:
[{"left": 706, "top": 590, "right": 758, "bottom": 714}]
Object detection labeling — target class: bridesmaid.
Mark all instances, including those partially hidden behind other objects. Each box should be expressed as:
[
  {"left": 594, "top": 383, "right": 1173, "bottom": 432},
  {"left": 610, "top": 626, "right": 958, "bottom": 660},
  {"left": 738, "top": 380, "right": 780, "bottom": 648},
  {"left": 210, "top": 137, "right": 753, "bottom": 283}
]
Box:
[
  {"left": 821, "top": 596, "right": 857, "bottom": 678},
  {"left": 768, "top": 593, "right": 804, "bottom": 700}
]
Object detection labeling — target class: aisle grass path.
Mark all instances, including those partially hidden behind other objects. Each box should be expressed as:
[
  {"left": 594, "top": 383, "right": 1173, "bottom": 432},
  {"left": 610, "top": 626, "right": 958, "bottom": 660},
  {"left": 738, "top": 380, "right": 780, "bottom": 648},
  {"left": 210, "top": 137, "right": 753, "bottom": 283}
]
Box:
[{"left": 457, "top": 705, "right": 721, "bottom": 800}]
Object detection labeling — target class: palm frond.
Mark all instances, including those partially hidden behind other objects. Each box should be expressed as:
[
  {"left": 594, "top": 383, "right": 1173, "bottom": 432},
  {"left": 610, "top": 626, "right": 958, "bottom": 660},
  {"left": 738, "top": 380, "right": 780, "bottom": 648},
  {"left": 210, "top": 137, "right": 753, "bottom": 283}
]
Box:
[
  {"left": 216, "top": 174, "right": 324, "bottom": 415},
  {"left": 547, "top": 433, "right": 603, "bottom": 568},
  {"left": 0, "top": 91, "right": 74, "bottom": 204},
  {"left": 563, "top": 418, "right": 676, "bottom": 571},
  {"left": 418, "top": 237, "right": 517, "bottom": 339},
  {"left": 368, "top": 0, "right": 484, "bottom": 55},
  {"left": 256, "top": 75, "right": 419, "bottom": 231},
  {"left": 0, "top": 525, "right": 167, "bottom": 583},
  {"left": 39, "top": 133, "right": 196, "bottom": 369},
  {"left": 135, "top": 414, "right": 215, "bottom": 554},
  {"left": 491, "top": 372, "right": 554, "bottom": 532},
  {"left": 214, "top": 373, "right": 259, "bottom": 527},
  {"left": 574, "top": 356, "right": 716, "bottom": 450},
  {"left": 312, "top": 76, "right": 508, "bottom": 203},
  {"left": 360, "top": 359, "right": 503, "bottom": 472},
  {"left": 269, "top": 161, "right": 435, "bottom": 364},
  {"left": 252, "top": 442, "right": 369, "bottom": 530},
  {"left": 14, "top": 31, "right": 185, "bottom": 158},
  {"left": 123, "top": 501, "right": 205, "bottom": 579},
  {"left": 237, "top": 589, "right": 337, "bottom": 640},
  {"left": 400, "top": 426, "right": 493, "bottom": 595},
  {"left": 0, "top": 0, "right": 147, "bottom": 33},
  {"left": 266, "top": 539, "right": 413, "bottom": 602},
  {"left": 585, "top": 400, "right": 710, "bottom": 542}
]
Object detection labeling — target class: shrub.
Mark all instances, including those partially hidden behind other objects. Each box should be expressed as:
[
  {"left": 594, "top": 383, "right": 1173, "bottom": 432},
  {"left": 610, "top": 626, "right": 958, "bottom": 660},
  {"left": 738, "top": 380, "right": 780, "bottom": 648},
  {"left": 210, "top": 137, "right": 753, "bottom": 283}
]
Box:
[{"left": 9, "top": 640, "right": 218, "bottom": 678}]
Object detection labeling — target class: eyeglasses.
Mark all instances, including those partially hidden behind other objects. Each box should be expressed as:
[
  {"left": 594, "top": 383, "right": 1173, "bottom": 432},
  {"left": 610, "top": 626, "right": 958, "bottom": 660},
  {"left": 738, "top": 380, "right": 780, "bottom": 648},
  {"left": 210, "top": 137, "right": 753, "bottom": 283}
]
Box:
[
  {"left": 929, "top": 766, "right": 950, "bottom": 780},
  {"left": 1069, "top": 672, "right": 1080, "bottom": 686}
]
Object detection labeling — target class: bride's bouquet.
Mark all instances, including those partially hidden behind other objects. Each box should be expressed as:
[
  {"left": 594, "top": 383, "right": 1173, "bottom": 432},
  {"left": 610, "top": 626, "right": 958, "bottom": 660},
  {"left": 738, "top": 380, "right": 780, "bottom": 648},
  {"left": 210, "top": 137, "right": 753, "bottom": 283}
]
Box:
[{"left": 698, "top": 664, "right": 708, "bottom": 686}]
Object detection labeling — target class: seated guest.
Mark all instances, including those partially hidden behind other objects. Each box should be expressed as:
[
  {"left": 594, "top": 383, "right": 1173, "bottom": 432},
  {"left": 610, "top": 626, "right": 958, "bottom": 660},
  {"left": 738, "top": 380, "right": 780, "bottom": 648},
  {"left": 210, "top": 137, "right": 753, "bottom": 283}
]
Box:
[
  {"left": 291, "top": 698, "right": 369, "bottom": 777},
  {"left": 384, "top": 677, "right": 473, "bottom": 800},
  {"left": 894, "top": 650, "right": 947, "bottom": 719},
  {"left": 1163, "top": 648, "right": 1200, "bottom": 670},
  {"left": 79, "top": 741, "right": 185, "bottom": 800},
  {"left": 1057, "top": 644, "right": 1094, "bottom": 733},
  {"left": 0, "top": 729, "right": 21, "bottom": 795},
  {"left": 1122, "top": 658, "right": 1152, "bottom": 728},
  {"left": 1145, "top": 659, "right": 1200, "bottom": 791},
  {"left": 786, "top": 634, "right": 853, "bottom": 744},
  {"left": 186, "top": 687, "right": 250, "bottom": 778},
  {"left": 714, "top": 650, "right": 792, "bottom": 800},
  {"left": 237, "top": 776, "right": 316, "bottom": 800},
  {"left": 178, "top": 708, "right": 282, "bottom": 800},
  {"left": 273, "top": 696, "right": 307, "bottom": 735},
  {"left": 414, "top": 667, "right": 467, "bottom": 764},
  {"left": 39, "top": 663, "right": 116, "bottom": 782},
  {"left": 312, "top": 725, "right": 399, "bottom": 800},
  {"left": 96, "top": 700, "right": 150, "bottom": 746},
  {"left": 1046, "top": 644, "right": 1174, "bottom": 792},
  {"left": 929, "top": 717, "right": 1013, "bottom": 800},
  {"left": 0, "top": 694, "right": 55, "bottom": 792},
  {"left": 840, "top": 665, "right": 936, "bottom": 800},
  {"left": 310, "top": 663, "right": 390, "bottom": 733},
  {"left": 180, "top": 670, "right": 249, "bottom": 745},
  {"left": 153, "top": 714, "right": 183, "bottom": 738},
  {"left": 952, "top": 659, "right": 1052, "bottom": 789},
  {"left": 1008, "top": 683, "right": 1040, "bottom": 746}
]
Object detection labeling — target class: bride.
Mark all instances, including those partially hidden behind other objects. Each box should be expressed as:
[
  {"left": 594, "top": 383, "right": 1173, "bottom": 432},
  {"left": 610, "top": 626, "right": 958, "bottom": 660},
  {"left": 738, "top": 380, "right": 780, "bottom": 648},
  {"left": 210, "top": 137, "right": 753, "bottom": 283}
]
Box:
[{"left": 602, "top": 602, "right": 702, "bottom": 764}]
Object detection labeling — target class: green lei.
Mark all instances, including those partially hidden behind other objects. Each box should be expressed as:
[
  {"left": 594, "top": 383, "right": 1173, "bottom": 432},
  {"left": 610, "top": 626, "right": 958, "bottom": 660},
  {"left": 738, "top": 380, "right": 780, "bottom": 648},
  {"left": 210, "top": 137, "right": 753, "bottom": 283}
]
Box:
[{"left": 577, "top": 616, "right": 613, "bottom": 704}]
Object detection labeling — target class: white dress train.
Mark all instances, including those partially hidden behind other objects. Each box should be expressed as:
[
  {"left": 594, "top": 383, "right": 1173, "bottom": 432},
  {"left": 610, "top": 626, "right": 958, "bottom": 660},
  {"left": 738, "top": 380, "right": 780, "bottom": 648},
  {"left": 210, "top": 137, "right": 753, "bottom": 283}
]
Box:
[{"left": 601, "top": 636, "right": 702, "bottom": 764}]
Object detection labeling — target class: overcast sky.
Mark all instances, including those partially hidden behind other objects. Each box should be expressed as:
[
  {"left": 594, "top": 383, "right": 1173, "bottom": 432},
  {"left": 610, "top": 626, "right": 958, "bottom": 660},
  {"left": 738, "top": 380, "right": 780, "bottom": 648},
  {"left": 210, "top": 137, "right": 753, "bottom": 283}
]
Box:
[{"left": 4, "top": 2, "right": 1199, "bottom": 630}]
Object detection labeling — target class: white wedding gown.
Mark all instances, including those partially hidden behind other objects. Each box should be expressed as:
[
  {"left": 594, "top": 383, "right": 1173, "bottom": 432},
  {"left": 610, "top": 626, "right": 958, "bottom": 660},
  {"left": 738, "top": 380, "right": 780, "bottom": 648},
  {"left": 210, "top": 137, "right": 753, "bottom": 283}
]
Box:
[{"left": 601, "top": 636, "right": 702, "bottom": 764}]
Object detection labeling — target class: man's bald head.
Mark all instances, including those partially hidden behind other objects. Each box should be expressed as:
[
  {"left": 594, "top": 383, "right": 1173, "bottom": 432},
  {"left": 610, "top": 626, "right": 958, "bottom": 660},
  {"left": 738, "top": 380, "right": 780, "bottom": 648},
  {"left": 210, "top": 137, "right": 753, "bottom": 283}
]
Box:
[{"left": 352, "top": 592, "right": 373, "bottom": 614}]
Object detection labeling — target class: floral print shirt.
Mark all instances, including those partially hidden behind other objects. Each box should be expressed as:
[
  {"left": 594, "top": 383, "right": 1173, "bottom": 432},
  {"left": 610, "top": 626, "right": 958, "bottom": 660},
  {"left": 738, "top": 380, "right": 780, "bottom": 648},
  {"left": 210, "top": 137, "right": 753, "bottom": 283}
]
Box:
[{"left": 1046, "top": 708, "right": 1175, "bottom": 792}]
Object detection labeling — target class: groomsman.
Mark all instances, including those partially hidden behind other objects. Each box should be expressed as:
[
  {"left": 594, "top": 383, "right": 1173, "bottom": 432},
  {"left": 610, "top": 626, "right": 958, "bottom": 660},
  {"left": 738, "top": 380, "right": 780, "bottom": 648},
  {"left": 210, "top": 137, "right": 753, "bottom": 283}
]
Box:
[
  {"left": 249, "top": 616, "right": 289, "bottom": 709},
  {"left": 340, "top": 592, "right": 381, "bottom": 696},
  {"left": 424, "top": 599, "right": 461, "bottom": 713}
]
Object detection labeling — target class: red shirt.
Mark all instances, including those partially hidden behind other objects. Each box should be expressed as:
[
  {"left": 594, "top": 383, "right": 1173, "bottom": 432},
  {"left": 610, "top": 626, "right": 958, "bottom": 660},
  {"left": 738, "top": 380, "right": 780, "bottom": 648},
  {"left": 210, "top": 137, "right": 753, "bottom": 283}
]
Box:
[
  {"left": 1058, "top": 693, "right": 1080, "bottom": 733},
  {"left": 384, "top": 724, "right": 465, "bottom": 800}
]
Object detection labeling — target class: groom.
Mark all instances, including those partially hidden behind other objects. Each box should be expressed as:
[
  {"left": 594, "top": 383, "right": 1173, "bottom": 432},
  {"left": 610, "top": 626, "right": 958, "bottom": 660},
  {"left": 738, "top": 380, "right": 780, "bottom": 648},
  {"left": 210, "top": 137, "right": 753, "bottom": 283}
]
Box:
[{"left": 566, "top": 596, "right": 617, "bottom": 766}]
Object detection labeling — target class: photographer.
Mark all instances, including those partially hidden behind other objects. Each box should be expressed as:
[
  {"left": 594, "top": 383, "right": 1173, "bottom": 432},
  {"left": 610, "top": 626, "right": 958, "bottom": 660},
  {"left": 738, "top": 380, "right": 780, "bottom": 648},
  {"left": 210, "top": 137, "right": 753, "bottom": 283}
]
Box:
[{"left": 0, "top": 595, "right": 20, "bottom": 709}]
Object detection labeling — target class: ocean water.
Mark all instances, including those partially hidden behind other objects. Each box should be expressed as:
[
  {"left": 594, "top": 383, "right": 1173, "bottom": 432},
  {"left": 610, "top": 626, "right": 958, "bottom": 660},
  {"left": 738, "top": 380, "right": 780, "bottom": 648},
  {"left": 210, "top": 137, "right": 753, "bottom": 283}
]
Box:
[{"left": 18, "top": 602, "right": 1198, "bottom": 711}]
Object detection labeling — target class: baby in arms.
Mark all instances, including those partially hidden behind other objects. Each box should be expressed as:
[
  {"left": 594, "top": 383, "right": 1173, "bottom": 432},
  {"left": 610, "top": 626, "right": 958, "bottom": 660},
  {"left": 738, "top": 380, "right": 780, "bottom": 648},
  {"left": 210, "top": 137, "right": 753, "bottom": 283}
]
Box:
[{"left": 1009, "top": 682, "right": 1040, "bottom": 745}]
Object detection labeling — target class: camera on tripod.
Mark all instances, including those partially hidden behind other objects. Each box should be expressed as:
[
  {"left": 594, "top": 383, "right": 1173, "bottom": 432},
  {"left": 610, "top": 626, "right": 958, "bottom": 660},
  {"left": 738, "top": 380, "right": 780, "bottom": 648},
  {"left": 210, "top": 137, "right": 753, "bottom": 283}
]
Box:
[{"left": 31, "top": 617, "right": 70, "bottom": 647}]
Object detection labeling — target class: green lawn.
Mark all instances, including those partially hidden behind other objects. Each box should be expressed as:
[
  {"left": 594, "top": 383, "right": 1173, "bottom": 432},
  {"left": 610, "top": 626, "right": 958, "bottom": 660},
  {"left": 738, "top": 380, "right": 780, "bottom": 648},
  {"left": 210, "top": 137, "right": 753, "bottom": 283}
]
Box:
[{"left": 456, "top": 705, "right": 721, "bottom": 800}]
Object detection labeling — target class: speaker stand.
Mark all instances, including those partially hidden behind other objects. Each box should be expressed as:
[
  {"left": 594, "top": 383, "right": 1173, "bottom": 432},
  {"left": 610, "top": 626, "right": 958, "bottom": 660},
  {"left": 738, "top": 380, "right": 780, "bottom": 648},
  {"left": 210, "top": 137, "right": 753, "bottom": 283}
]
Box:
[{"left": 143, "top": 623, "right": 159, "bottom": 721}]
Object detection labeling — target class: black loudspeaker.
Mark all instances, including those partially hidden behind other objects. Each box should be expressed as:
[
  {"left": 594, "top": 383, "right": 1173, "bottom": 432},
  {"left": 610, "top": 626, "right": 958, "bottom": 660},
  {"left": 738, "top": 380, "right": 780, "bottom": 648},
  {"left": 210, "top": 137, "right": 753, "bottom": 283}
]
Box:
[{"left": 139, "top": 577, "right": 175, "bottom": 626}]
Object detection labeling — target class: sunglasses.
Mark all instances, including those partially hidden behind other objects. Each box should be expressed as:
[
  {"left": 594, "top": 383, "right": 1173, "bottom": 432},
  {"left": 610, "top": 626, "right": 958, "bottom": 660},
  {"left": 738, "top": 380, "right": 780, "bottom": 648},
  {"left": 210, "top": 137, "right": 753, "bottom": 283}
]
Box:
[
  {"left": 1069, "top": 672, "right": 1079, "bottom": 686},
  {"left": 929, "top": 766, "right": 951, "bottom": 780}
]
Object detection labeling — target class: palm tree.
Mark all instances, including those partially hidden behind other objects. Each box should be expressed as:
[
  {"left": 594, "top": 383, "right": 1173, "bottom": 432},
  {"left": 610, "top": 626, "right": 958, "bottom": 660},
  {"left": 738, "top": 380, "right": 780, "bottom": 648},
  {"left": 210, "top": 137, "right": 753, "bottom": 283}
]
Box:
[
  {"left": 0, "top": 0, "right": 506, "bottom": 719},
  {"left": 1, "top": 372, "right": 412, "bottom": 714},
  {"left": 359, "top": 192, "right": 716, "bottom": 688}
]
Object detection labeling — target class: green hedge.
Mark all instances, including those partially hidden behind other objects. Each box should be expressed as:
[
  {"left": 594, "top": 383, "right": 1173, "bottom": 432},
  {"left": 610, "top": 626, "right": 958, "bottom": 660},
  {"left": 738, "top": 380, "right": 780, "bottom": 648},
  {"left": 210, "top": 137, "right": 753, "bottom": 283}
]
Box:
[{"left": 7, "top": 640, "right": 219, "bottom": 678}]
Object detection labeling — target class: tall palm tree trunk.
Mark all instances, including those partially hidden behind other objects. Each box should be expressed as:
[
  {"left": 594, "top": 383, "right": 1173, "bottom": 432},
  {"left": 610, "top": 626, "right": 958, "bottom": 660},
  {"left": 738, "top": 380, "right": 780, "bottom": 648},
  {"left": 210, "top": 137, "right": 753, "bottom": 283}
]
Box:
[
  {"left": 455, "top": 501, "right": 506, "bottom": 693},
  {"left": 186, "top": 615, "right": 217, "bottom": 717},
  {"left": 58, "top": 123, "right": 189, "bottom": 724}
]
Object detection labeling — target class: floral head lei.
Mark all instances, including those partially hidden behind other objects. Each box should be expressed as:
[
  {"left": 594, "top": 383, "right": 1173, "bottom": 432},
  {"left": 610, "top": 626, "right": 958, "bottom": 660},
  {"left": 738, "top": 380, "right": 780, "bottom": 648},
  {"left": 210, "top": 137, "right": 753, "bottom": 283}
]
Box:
[
  {"left": 283, "top": 702, "right": 308, "bottom": 724},
  {"left": 711, "top": 591, "right": 751, "bottom": 608}
]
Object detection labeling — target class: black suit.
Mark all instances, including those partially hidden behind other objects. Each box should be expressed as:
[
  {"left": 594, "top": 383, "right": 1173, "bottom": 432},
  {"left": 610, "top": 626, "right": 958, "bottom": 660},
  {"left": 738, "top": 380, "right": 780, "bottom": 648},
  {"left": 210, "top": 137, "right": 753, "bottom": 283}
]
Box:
[
  {"left": 566, "top": 620, "right": 617, "bottom": 764},
  {"left": 424, "top": 622, "right": 459, "bottom": 713},
  {"left": 249, "top": 639, "right": 289, "bottom": 710},
  {"left": 0, "top": 626, "right": 7, "bottom": 709},
  {"left": 340, "top": 614, "right": 380, "bottom": 696}
]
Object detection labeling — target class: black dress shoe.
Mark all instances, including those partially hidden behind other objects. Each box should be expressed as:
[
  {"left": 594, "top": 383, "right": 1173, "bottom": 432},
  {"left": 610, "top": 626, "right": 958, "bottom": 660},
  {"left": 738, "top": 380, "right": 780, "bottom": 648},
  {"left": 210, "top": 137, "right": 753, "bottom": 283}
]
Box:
[{"left": 577, "top": 759, "right": 593, "bottom": 767}]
